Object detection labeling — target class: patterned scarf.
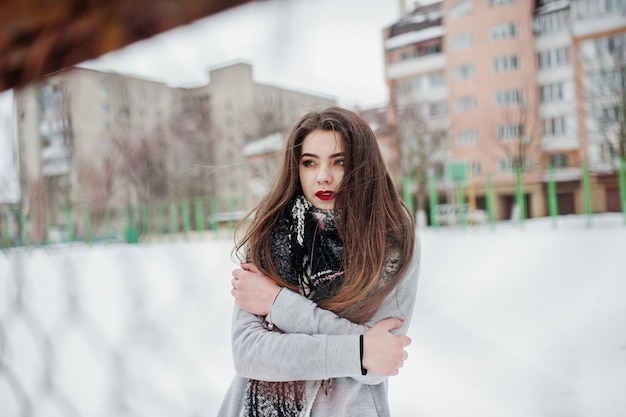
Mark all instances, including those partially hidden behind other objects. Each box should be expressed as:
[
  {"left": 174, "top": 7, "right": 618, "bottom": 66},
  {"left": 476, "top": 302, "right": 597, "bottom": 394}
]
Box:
[
  {"left": 243, "top": 195, "right": 401, "bottom": 416},
  {"left": 243, "top": 195, "right": 344, "bottom": 417}
]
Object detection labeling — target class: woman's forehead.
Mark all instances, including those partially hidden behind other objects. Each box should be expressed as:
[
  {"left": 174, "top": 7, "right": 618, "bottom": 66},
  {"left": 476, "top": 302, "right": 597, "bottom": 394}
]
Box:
[{"left": 301, "top": 130, "right": 344, "bottom": 153}]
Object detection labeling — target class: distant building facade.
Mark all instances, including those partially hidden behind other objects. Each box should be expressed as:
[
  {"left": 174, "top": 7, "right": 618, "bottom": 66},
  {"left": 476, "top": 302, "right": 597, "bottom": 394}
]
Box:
[
  {"left": 14, "top": 62, "right": 335, "bottom": 239},
  {"left": 383, "top": 0, "right": 626, "bottom": 220},
  {"left": 205, "top": 62, "right": 335, "bottom": 207}
]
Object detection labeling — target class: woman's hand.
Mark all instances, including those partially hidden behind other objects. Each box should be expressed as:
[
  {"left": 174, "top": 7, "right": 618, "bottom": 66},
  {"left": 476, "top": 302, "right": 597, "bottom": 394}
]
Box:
[
  {"left": 362, "top": 318, "right": 410, "bottom": 376},
  {"left": 231, "top": 263, "right": 282, "bottom": 316}
]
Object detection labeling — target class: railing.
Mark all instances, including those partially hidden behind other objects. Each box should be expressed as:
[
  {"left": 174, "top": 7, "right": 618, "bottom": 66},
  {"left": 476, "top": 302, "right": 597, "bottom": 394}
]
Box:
[{"left": 0, "top": 196, "right": 249, "bottom": 251}]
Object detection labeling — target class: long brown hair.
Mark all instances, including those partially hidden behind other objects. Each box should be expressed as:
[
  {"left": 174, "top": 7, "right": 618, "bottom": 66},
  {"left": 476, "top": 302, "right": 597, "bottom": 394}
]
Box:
[{"left": 235, "top": 107, "right": 415, "bottom": 324}]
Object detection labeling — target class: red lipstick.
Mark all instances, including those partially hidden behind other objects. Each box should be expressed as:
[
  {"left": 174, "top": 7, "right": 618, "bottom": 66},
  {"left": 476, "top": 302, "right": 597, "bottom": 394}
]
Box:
[{"left": 315, "top": 190, "right": 335, "bottom": 201}]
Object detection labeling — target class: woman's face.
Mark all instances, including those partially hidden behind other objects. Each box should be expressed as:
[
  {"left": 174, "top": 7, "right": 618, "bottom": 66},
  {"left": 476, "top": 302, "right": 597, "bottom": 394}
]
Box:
[{"left": 298, "top": 129, "right": 345, "bottom": 210}]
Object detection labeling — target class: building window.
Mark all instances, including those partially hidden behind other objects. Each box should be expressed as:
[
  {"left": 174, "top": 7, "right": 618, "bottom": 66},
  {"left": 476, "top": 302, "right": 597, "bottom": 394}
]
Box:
[
  {"left": 498, "top": 124, "right": 524, "bottom": 140},
  {"left": 471, "top": 161, "right": 482, "bottom": 176},
  {"left": 457, "top": 129, "right": 479, "bottom": 146},
  {"left": 429, "top": 72, "right": 447, "bottom": 87},
  {"left": 496, "top": 89, "right": 523, "bottom": 106},
  {"left": 450, "top": 0, "right": 472, "bottom": 19},
  {"left": 490, "top": 0, "right": 514, "bottom": 6},
  {"left": 540, "top": 83, "right": 564, "bottom": 102},
  {"left": 452, "top": 33, "right": 473, "bottom": 49},
  {"left": 534, "top": 10, "right": 569, "bottom": 37},
  {"left": 574, "top": 0, "right": 626, "bottom": 19},
  {"left": 594, "top": 34, "right": 626, "bottom": 56},
  {"left": 589, "top": 69, "right": 625, "bottom": 93},
  {"left": 494, "top": 55, "right": 520, "bottom": 73},
  {"left": 395, "top": 77, "right": 423, "bottom": 97},
  {"left": 601, "top": 106, "right": 620, "bottom": 124},
  {"left": 455, "top": 64, "right": 475, "bottom": 80},
  {"left": 429, "top": 101, "right": 448, "bottom": 117},
  {"left": 499, "top": 157, "right": 514, "bottom": 173},
  {"left": 542, "top": 116, "right": 567, "bottom": 136},
  {"left": 538, "top": 47, "right": 570, "bottom": 69},
  {"left": 456, "top": 96, "right": 477, "bottom": 113},
  {"left": 549, "top": 154, "right": 569, "bottom": 168},
  {"left": 491, "top": 23, "right": 517, "bottom": 40}
]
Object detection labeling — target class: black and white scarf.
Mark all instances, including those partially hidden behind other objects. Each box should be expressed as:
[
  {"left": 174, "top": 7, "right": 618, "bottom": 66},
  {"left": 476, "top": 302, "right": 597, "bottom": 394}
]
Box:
[{"left": 243, "top": 195, "right": 399, "bottom": 417}]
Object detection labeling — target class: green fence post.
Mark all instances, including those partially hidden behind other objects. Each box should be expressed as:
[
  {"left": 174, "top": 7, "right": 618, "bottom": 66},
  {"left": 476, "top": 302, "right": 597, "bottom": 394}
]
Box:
[
  {"left": 42, "top": 212, "right": 50, "bottom": 246},
  {"left": 456, "top": 184, "right": 467, "bottom": 228},
  {"left": 515, "top": 167, "right": 526, "bottom": 227},
  {"left": 582, "top": 161, "right": 592, "bottom": 228},
  {"left": 119, "top": 206, "right": 127, "bottom": 242},
  {"left": 142, "top": 204, "right": 150, "bottom": 238},
  {"left": 121, "top": 206, "right": 138, "bottom": 244},
  {"left": 84, "top": 209, "right": 92, "bottom": 243},
  {"left": 182, "top": 199, "right": 191, "bottom": 239},
  {"left": 169, "top": 201, "right": 178, "bottom": 237},
  {"left": 2, "top": 210, "right": 9, "bottom": 250},
  {"left": 130, "top": 205, "right": 139, "bottom": 243},
  {"left": 486, "top": 173, "right": 496, "bottom": 228},
  {"left": 228, "top": 198, "right": 238, "bottom": 231},
  {"left": 403, "top": 177, "right": 414, "bottom": 217},
  {"left": 65, "top": 208, "right": 74, "bottom": 243},
  {"left": 428, "top": 176, "right": 439, "bottom": 228},
  {"left": 20, "top": 210, "right": 29, "bottom": 247},
  {"left": 155, "top": 204, "right": 163, "bottom": 239},
  {"left": 548, "top": 165, "right": 558, "bottom": 229},
  {"left": 104, "top": 208, "right": 111, "bottom": 241},
  {"left": 195, "top": 198, "right": 205, "bottom": 233},
  {"left": 210, "top": 197, "right": 219, "bottom": 232},
  {"left": 619, "top": 158, "right": 626, "bottom": 226}
]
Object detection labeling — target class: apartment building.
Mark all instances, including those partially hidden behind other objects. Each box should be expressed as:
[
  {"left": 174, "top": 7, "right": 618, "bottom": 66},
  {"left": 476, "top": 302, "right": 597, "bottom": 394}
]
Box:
[
  {"left": 14, "top": 62, "right": 335, "bottom": 239},
  {"left": 384, "top": 0, "right": 626, "bottom": 220},
  {"left": 16, "top": 68, "right": 193, "bottom": 220},
  {"left": 205, "top": 62, "right": 335, "bottom": 205}
]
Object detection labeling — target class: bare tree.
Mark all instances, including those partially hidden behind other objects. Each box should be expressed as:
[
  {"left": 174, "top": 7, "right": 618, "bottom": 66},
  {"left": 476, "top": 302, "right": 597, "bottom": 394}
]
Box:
[
  {"left": 396, "top": 103, "right": 447, "bottom": 213},
  {"left": 239, "top": 93, "right": 293, "bottom": 201},
  {"left": 498, "top": 99, "right": 541, "bottom": 173},
  {"left": 16, "top": 78, "right": 74, "bottom": 241},
  {"left": 168, "top": 91, "right": 213, "bottom": 199},
  {"left": 241, "top": 92, "right": 290, "bottom": 143},
  {"left": 109, "top": 131, "right": 171, "bottom": 205},
  {"left": 104, "top": 86, "right": 213, "bottom": 209},
  {"left": 583, "top": 40, "right": 626, "bottom": 165}
]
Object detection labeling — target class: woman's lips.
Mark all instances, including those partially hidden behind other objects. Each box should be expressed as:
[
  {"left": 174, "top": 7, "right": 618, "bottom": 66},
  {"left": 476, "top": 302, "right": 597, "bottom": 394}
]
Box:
[{"left": 315, "top": 190, "right": 335, "bottom": 201}]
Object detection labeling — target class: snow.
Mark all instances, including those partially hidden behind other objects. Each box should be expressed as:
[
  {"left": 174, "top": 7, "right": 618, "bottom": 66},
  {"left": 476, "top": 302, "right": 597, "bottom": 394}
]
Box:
[
  {"left": 243, "top": 132, "right": 284, "bottom": 156},
  {"left": 1, "top": 214, "right": 625, "bottom": 417}
]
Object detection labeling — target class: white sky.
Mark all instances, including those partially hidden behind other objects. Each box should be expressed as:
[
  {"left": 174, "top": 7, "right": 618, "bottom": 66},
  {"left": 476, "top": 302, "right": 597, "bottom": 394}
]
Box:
[
  {"left": 81, "top": 0, "right": 406, "bottom": 108},
  {"left": 1, "top": 0, "right": 435, "bottom": 201}
]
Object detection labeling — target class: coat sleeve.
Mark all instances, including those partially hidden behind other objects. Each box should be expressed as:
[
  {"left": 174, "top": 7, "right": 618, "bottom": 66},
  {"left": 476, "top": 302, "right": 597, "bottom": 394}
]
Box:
[
  {"left": 230, "top": 235, "right": 420, "bottom": 384},
  {"left": 230, "top": 304, "right": 363, "bottom": 382},
  {"left": 267, "top": 235, "right": 421, "bottom": 385}
]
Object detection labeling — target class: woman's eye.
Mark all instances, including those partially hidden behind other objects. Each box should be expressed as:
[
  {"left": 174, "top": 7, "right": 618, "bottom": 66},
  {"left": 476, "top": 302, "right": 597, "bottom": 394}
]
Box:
[
  {"left": 302, "top": 160, "right": 315, "bottom": 167},
  {"left": 335, "top": 159, "right": 346, "bottom": 166}
]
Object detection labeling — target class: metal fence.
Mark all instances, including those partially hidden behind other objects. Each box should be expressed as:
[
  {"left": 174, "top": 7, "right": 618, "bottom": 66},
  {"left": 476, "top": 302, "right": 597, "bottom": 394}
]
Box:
[
  {"left": 0, "top": 240, "right": 235, "bottom": 417},
  {"left": 1, "top": 196, "right": 248, "bottom": 251}
]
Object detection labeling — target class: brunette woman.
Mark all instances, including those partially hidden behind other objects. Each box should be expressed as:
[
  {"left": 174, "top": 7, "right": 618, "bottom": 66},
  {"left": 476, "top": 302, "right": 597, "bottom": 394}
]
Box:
[{"left": 219, "top": 107, "right": 420, "bottom": 417}]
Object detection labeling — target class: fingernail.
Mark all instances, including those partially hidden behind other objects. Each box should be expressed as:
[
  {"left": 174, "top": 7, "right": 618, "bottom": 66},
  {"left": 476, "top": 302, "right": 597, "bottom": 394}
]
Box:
[{"left": 399, "top": 318, "right": 405, "bottom": 323}]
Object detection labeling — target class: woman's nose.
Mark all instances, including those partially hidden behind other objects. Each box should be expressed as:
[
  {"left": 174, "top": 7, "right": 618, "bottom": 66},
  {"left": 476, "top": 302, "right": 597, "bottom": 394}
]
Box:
[{"left": 317, "top": 166, "right": 332, "bottom": 184}]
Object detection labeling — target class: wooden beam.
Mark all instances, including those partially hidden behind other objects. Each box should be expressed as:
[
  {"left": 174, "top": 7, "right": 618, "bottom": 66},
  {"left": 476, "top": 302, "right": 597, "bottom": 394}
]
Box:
[{"left": 0, "top": 0, "right": 252, "bottom": 91}]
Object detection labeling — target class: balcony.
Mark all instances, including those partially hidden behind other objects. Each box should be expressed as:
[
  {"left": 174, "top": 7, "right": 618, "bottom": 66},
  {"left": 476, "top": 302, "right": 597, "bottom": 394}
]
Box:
[
  {"left": 541, "top": 135, "right": 579, "bottom": 152},
  {"left": 386, "top": 53, "right": 447, "bottom": 80}
]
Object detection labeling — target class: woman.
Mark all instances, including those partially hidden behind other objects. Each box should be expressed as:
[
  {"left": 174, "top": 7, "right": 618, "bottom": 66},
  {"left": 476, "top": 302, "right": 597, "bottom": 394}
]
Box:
[{"left": 219, "top": 107, "right": 420, "bottom": 417}]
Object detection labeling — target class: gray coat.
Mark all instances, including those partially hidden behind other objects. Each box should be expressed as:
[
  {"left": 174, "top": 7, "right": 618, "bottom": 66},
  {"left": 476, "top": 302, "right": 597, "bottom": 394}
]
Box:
[{"left": 218, "top": 236, "right": 420, "bottom": 417}]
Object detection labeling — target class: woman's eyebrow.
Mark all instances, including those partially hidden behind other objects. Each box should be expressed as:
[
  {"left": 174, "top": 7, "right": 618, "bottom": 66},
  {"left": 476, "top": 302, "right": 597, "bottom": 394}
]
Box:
[{"left": 301, "top": 152, "right": 345, "bottom": 158}]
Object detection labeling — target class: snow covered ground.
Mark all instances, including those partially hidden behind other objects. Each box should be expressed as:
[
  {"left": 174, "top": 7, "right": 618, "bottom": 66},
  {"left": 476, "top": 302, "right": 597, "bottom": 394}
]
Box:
[{"left": 1, "top": 214, "right": 625, "bottom": 417}]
